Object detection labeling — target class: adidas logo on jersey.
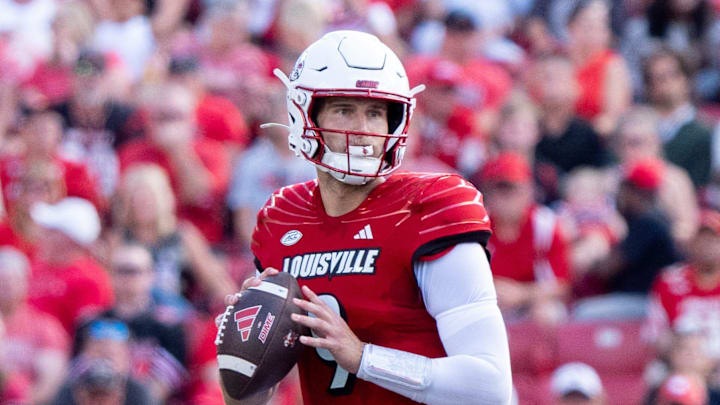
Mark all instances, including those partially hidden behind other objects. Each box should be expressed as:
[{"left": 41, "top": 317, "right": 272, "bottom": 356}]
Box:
[
  {"left": 353, "top": 224, "right": 374, "bottom": 240},
  {"left": 282, "top": 248, "right": 381, "bottom": 280}
]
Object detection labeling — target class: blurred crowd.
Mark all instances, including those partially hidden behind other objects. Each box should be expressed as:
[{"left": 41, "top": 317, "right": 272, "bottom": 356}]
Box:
[{"left": 1, "top": 0, "right": 720, "bottom": 404}]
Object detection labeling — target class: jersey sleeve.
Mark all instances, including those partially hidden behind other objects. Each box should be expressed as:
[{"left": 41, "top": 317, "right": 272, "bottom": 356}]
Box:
[
  {"left": 250, "top": 195, "right": 273, "bottom": 271},
  {"left": 408, "top": 174, "right": 492, "bottom": 264}
]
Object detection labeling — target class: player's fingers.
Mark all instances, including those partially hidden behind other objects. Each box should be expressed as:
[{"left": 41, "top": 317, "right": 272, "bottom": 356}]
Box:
[
  {"left": 301, "top": 285, "right": 327, "bottom": 307},
  {"left": 298, "top": 335, "right": 328, "bottom": 349},
  {"left": 258, "top": 268, "right": 280, "bottom": 281},
  {"left": 224, "top": 293, "right": 240, "bottom": 306},
  {"left": 241, "top": 276, "right": 261, "bottom": 291},
  {"left": 293, "top": 298, "right": 329, "bottom": 320},
  {"left": 291, "top": 313, "right": 329, "bottom": 334}
]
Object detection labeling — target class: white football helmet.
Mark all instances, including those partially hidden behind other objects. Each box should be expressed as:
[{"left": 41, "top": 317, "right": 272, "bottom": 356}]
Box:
[{"left": 265, "top": 30, "right": 425, "bottom": 185}]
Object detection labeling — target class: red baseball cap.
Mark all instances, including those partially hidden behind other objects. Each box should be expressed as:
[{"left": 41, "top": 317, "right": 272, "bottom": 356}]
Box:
[
  {"left": 426, "top": 59, "right": 463, "bottom": 87},
  {"left": 480, "top": 152, "right": 532, "bottom": 184},
  {"left": 657, "top": 374, "right": 707, "bottom": 405},
  {"left": 624, "top": 158, "right": 665, "bottom": 191}
]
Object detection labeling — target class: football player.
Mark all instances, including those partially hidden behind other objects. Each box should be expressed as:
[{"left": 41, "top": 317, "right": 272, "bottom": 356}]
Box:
[{"left": 221, "top": 30, "right": 512, "bottom": 405}]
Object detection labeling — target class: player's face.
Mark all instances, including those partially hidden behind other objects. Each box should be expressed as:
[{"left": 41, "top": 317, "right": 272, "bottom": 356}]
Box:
[{"left": 315, "top": 97, "right": 389, "bottom": 158}]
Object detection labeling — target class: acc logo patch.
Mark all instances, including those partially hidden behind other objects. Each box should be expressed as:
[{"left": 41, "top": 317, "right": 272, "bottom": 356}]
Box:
[
  {"left": 281, "top": 230, "right": 303, "bottom": 246},
  {"left": 289, "top": 52, "right": 307, "bottom": 81}
]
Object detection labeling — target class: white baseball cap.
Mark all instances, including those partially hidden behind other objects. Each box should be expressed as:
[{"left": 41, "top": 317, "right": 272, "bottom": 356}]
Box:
[
  {"left": 551, "top": 362, "right": 603, "bottom": 399},
  {"left": 31, "top": 198, "right": 101, "bottom": 245}
]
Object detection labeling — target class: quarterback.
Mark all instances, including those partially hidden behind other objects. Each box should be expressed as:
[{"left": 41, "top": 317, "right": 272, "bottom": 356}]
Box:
[{"left": 222, "top": 31, "right": 512, "bottom": 405}]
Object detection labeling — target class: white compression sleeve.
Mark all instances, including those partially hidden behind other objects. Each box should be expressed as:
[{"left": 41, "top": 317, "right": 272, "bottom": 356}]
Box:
[{"left": 357, "top": 243, "right": 512, "bottom": 404}]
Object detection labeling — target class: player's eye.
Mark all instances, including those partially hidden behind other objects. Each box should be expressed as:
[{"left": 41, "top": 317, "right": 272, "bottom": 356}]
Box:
[{"left": 368, "top": 109, "right": 385, "bottom": 118}]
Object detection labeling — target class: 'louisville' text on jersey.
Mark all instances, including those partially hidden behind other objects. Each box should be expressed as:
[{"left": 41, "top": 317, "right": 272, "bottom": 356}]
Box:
[{"left": 282, "top": 248, "right": 381, "bottom": 280}]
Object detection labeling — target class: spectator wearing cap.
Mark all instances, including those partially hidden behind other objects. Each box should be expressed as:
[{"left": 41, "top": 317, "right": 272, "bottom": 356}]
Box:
[
  {"left": 647, "top": 210, "right": 720, "bottom": 362},
  {"left": 119, "top": 82, "right": 231, "bottom": 244},
  {"left": 0, "top": 246, "right": 69, "bottom": 404},
  {"left": 527, "top": 55, "right": 611, "bottom": 203},
  {"left": 614, "top": 106, "right": 699, "bottom": 245},
  {"left": 654, "top": 374, "right": 709, "bottom": 405},
  {"left": 74, "top": 243, "right": 188, "bottom": 403},
  {"left": 27, "top": 197, "right": 114, "bottom": 335},
  {"left": 551, "top": 362, "right": 606, "bottom": 405},
  {"left": 591, "top": 158, "right": 680, "bottom": 295},
  {"left": 411, "top": 58, "right": 485, "bottom": 176},
  {"left": 567, "top": 0, "right": 632, "bottom": 137},
  {"left": 406, "top": 7, "right": 512, "bottom": 128},
  {"left": 112, "top": 164, "right": 235, "bottom": 308},
  {"left": 477, "top": 152, "right": 571, "bottom": 324},
  {"left": 644, "top": 49, "right": 713, "bottom": 188},
  {"left": 53, "top": 319, "right": 153, "bottom": 405},
  {"left": 643, "top": 328, "right": 719, "bottom": 405}
]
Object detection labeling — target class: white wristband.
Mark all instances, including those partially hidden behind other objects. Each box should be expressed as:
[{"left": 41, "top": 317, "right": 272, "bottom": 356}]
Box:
[{"left": 357, "top": 344, "right": 432, "bottom": 390}]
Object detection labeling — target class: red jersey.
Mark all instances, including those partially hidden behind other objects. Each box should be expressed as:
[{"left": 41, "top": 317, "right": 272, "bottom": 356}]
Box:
[
  {"left": 28, "top": 256, "right": 114, "bottom": 336},
  {"left": 575, "top": 50, "right": 618, "bottom": 120},
  {"left": 648, "top": 264, "right": 720, "bottom": 358},
  {"left": 251, "top": 172, "right": 491, "bottom": 405},
  {"left": 487, "top": 205, "right": 570, "bottom": 283}
]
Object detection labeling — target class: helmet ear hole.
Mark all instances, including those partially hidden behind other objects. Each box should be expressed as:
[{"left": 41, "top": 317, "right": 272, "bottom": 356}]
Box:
[{"left": 387, "top": 102, "right": 404, "bottom": 134}]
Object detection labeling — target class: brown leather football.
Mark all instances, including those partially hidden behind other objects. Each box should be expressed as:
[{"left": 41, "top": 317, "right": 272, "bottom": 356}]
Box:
[{"left": 215, "top": 272, "right": 310, "bottom": 400}]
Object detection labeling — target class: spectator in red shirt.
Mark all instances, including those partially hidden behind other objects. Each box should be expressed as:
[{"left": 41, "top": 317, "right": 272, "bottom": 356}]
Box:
[
  {"left": 478, "top": 152, "right": 571, "bottom": 324},
  {"left": 0, "top": 111, "right": 105, "bottom": 213},
  {"left": 20, "top": 1, "right": 94, "bottom": 112},
  {"left": 0, "top": 157, "right": 72, "bottom": 259},
  {"left": 412, "top": 58, "right": 485, "bottom": 175},
  {"left": 27, "top": 197, "right": 114, "bottom": 335},
  {"left": 167, "top": 55, "right": 250, "bottom": 154},
  {"left": 119, "top": 82, "right": 231, "bottom": 244},
  {"left": 0, "top": 246, "right": 69, "bottom": 404},
  {"left": 567, "top": 0, "right": 631, "bottom": 136},
  {"left": 648, "top": 209, "right": 720, "bottom": 361}
]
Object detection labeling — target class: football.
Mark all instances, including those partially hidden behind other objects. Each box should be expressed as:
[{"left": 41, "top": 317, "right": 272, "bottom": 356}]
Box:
[{"left": 215, "top": 272, "right": 310, "bottom": 400}]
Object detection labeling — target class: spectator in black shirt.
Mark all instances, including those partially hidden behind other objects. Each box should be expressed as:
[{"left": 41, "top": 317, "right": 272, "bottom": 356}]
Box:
[
  {"left": 527, "top": 55, "right": 611, "bottom": 203},
  {"left": 54, "top": 319, "right": 153, "bottom": 405},
  {"left": 594, "top": 158, "right": 680, "bottom": 293},
  {"left": 75, "top": 243, "right": 187, "bottom": 403}
]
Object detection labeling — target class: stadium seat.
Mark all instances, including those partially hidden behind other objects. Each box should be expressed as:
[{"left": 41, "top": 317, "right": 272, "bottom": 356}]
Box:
[
  {"left": 555, "top": 320, "right": 654, "bottom": 374},
  {"left": 507, "top": 321, "right": 557, "bottom": 375}
]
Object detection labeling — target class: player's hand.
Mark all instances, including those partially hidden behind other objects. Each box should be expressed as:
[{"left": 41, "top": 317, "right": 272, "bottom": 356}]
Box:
[
  {"left": 291, "top": 285, "right": 366, "bottom": 374},
  {"left": 215, "top": 268, "right": 280, "bottom": 327}
]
